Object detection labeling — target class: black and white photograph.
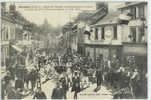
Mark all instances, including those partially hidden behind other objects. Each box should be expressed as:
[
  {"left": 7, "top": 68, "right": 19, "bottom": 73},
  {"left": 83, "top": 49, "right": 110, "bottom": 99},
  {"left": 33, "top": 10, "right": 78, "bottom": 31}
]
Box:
[{"left": 1, "top": 1, "right": 148, "bottom": 99}]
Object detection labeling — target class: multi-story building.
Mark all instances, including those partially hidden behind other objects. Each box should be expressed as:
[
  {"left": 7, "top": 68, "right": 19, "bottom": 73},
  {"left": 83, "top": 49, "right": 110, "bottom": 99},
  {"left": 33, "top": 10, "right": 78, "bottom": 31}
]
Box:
[
  {"left": 119, "top": 2, "right": 147, "bottom": 71},
  {"left": 1, "top": 3, "right": 33, "bottom": 69},
  {"left": 1, "top": 3, "right": 17, "bottom": 68},
  {"left": 84, "top": 11, "right": 122, "bottom": 62},
  {"left": 1, "top": 15, "right": 15, "bottom": 68},
  {"left": 61, "top": 3, "right": 108, "bottom": 55},
  {"left": 76, "top": 5, "right": 108, "bottom": 56}
]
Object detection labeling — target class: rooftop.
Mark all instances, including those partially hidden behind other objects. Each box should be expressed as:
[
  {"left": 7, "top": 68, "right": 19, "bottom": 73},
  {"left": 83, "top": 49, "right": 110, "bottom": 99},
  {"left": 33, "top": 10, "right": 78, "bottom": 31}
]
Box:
[
  {"left": 118, "top": 2, "right": 147, "bottom": 10},
  {"left": 91, "top": 11, "right": 120, "bottom": 27},
  {"left": 75, "top": 6, "right": 108, "bottom": 25}
]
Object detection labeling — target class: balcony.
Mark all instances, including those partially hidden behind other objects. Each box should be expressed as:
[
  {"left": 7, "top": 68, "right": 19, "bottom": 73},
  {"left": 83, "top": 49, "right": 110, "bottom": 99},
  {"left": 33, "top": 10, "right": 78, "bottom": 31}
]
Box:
[{"left": 84, "top": 38, "right": 122, "bottom": 46}]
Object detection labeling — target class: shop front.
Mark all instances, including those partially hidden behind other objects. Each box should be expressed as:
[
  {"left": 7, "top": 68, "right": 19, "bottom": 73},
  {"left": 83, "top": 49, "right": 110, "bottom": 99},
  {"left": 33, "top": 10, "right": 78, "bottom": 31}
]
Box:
[
  {"left": 84, "top": 43, "right": 122, "bottom": 63},
  {"left": 122, "top": 42, "right": 147, "bottom": 71}
]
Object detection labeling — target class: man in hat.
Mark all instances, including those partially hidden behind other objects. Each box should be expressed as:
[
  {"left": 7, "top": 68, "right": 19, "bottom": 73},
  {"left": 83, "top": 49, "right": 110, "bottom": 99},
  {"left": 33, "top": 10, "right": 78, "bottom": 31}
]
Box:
[
  {"left": 59, "top": 72, "right": 69, "bottom": 99},
  {"left": 51, "top": 81, "right": 65, "bottom": 99},
  {"left": 95, "top": 69, "right": 103, "bottom": 92},
  {"left": 15, "top": 76, "right": 24, "bottom": 92},
  {"left": 72, "top": 71, "right": 81, "bottom": 100},
  {"left": 130, "top": 68, "right": 140, "bottom": 98}
]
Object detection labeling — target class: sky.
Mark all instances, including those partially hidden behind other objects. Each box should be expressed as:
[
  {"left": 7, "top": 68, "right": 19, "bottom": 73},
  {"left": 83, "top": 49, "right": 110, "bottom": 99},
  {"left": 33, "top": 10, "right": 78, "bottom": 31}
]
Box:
[{"left": 6, "top": 2, "right": 124, "bottom": 27}]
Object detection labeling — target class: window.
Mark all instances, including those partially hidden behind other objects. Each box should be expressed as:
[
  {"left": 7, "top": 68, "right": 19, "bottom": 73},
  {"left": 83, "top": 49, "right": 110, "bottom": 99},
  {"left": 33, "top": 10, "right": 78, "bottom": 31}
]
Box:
[
  {"left": 10, "top": 27, "right": 14, "bottom": 39},
  {"left": 130, "top": 27, "right": 137, "bottom": 42},
  {"left": 139, "top": 26, "right": 145, "bottom": 42},
  {"left": 131, "top": 7, "right": 136, "bottom": 19},
  {"left": 113, "top": 25, "right": 117, "bottom": 39},
  {"left": 5, "top": 28, "right": 9, "bottom": 40},
  {"left": 5, "top": 47, "right": 9, "bottom": 57},
  {"left": 95, "top": 28, "right": 98, "bottom": 40},
  {"left": 138, "top": 5, "right": 145, "bottom": 19},
  {"left": 1, "top": 28, "right": 4, "bottom": 40},
  {"left": 101, "top": 27, "right": 105, "bottom": 39},
  {"left": 2, "top": 26, "right": 6, "bottom": 40},
  {"left": 1, "top": 47, "right": 5, "bottom": 66},
  {"left": 88, "top": 35, "right": 90, "bottom": 40}
]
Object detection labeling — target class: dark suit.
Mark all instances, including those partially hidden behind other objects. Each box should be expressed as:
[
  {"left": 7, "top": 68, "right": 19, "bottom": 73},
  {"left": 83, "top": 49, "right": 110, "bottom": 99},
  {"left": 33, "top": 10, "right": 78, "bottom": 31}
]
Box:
[
  {"left": 51, "top": 87, "right": 64, "bottom": 99},
  {"left": 33, "top": 91, "right": 47, "bottom": 99},
  {"left": 96, "top": 70, "right": 103, "bottom": 86},
  {"left": 15, "top": 79, "right": 24, "bottom": 90}
]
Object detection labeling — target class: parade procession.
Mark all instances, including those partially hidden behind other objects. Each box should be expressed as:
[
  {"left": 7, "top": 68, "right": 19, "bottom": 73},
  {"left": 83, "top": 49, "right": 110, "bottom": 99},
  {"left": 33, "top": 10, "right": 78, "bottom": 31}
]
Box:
[{"left": 1, "top": 1, "right": 147, "bottom": 100}]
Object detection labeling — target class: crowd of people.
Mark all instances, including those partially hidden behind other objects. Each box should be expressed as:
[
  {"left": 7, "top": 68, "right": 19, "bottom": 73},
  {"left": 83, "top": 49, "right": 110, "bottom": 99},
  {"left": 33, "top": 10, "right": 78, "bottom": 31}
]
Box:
[{"left": 1, "top": 49, "right": 147, "bottom": 99}]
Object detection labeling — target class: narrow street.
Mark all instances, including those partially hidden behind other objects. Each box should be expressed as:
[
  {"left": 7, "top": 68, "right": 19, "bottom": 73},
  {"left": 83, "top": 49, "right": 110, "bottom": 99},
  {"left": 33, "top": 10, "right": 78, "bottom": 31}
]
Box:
[
  {"left": 78, "top": 84, "right": 113, "bottom": 99},
  {"left": 24, "top": 79, "right": 113, "bottom": 99},
  {"left": 1, "top": 2, "right": 147, "bottom": 100},
  {"left": 24, "top": 79, "right": 56, "bottom": 99}
]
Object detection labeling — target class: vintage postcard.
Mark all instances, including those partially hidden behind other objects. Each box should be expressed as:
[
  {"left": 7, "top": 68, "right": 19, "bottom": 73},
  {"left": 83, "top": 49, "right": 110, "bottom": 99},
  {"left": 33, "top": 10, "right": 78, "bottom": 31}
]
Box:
[{"left": 1, "top": 1, "right": 148, "bottom": 99}]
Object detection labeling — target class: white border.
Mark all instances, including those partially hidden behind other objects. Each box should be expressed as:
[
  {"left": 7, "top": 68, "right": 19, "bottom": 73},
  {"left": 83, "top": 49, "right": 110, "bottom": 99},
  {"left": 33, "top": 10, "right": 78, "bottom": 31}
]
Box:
[{"left": 0, "top": 0, "right": 150, "bottom": 100}]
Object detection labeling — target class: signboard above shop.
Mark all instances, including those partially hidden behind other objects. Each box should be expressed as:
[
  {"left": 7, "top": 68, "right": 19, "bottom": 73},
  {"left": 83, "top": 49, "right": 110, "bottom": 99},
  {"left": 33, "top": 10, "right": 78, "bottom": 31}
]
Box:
[{"left": 123, "top": 43, "right": 147, "bottom": 56}]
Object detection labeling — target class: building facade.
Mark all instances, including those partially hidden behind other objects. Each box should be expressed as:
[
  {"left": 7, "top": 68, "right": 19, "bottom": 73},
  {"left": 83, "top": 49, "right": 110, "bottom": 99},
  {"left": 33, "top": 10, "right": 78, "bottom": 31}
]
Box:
[
  {"left": 1, "top": 3, "right": 34, "bottom": 70},
  {"left": 119, "top": 2, "right": 147, "bottom": 71},
  {"left": 1, "top": 16, "right": 16, "bottom": 67},
  {"left": 84, "top": 11, "right": 122, "bottom": 62},
  {"left": 76, "top": 5, "right": 108, "bottom": 56}
]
